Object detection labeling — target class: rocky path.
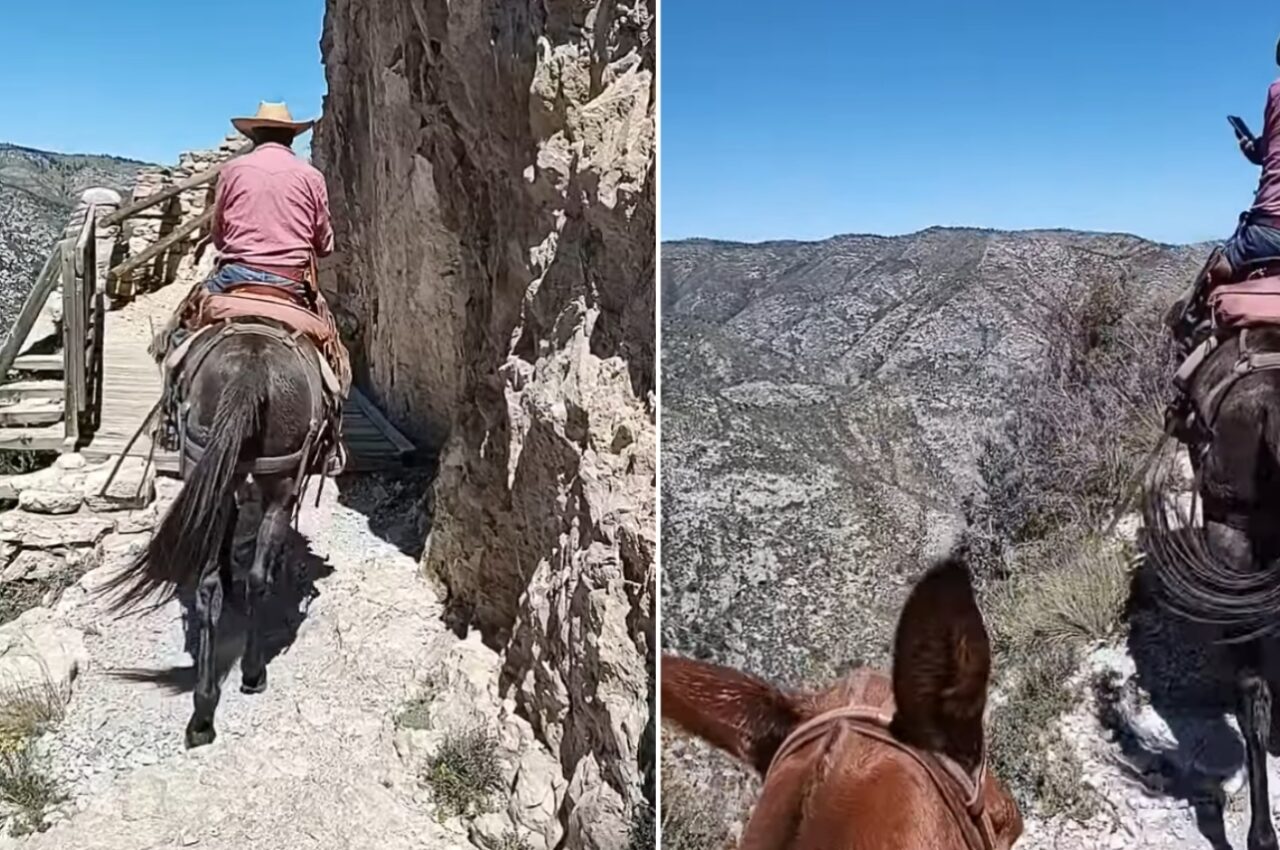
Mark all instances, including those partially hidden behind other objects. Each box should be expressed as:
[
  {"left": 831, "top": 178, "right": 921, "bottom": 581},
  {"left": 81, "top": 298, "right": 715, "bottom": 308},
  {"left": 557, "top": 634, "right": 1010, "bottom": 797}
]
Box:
[
  {"left": 1014, "top": 477, "right": 1280, "bottom": 850},
  {"left": 0, "top": 473, "right": 548, "bottom": 850}
]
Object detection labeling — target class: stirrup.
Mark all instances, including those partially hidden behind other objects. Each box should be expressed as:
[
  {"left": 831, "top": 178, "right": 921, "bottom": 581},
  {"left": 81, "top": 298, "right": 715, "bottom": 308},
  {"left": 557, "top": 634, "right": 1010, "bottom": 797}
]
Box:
[{"left": 324, "top": 443, "right": 348, "bottom": 477}]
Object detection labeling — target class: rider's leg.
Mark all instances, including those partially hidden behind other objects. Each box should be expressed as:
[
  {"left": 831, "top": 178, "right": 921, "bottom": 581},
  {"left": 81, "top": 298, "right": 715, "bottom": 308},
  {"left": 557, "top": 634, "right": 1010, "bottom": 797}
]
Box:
[
  {"left": 205, "top": 264, "right": 304, "bottom": 298},
  {"left": 1221, "top": 221, "right": 1280, "bottom": 279}
]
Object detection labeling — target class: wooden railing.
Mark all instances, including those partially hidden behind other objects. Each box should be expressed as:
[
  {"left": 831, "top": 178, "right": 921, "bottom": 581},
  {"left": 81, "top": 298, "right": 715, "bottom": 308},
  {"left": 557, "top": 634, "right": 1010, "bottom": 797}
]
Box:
[{"left": 0, "top": 142, "right": 250, "bottom": 451}]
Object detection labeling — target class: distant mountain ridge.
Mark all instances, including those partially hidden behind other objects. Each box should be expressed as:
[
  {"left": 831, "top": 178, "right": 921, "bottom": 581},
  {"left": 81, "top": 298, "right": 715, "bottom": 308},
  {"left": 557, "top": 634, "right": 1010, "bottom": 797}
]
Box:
[
  {"left": 660, "top": 226, "right": 1208, "bottom": 680},
  {"left": 0, "top": 143, "right": 149, "bottom": 329}
]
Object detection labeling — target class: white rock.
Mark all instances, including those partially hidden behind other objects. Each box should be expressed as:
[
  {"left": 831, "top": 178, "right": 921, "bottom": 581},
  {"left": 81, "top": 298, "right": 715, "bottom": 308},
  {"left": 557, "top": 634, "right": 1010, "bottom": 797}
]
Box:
[
  {"left": 16, "top": 490, "right": 83, "bottom": 515},
  {"left": 80, "top": 188, "right": 122, "bottom": 206},
  {"left": 115, "top": 507, "right": 158, "bottom": 535},
  {"left": 0, "top": 514, "right": 113, "bottom": 549},
  {"left": 0, "top": 550, "right": 66, "bottom": 583},
  {"left": 54, "top": 454, "right": 86, "bottom": 471},
  {"left": 80, "top": 458, "right": 155, "bottom": 512},
  {"left": 0, "top": 607, "right": 88, "bottom": 706}
]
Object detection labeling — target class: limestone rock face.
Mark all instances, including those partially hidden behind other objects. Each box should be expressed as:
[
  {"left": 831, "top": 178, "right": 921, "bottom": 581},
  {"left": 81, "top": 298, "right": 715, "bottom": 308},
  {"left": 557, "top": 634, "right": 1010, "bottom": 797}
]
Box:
[{"left": 314, "top": 0, "right": 655, "bottom": 843}]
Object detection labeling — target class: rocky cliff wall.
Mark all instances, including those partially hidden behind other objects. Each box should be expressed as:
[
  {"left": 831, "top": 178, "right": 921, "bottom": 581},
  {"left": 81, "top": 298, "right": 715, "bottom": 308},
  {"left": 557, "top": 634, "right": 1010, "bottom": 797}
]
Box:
[{"left": 314, "top": 2, "right": 656, "bottom": 846}]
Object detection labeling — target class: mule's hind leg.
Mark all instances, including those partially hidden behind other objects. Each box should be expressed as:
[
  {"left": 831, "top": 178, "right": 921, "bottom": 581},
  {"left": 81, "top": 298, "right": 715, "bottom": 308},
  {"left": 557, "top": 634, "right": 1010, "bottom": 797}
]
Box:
[
  {"left": 240, "top": 476, "right": 295, "bottom": 695},
  {"left": 1236, "top": 649, "right": 1279, "bottom": 850},
  {"left": 186, "top": 497, "right": 238, "bottom": 749},
  {"left": 1207, "top": 518, "right": 1279, "bottom": 850}
]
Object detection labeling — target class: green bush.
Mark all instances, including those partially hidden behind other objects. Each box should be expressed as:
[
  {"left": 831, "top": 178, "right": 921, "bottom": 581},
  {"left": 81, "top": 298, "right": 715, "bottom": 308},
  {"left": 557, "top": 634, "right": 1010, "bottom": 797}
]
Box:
[{"left": 424, "top": 727, "right": 504, "bottom": 820}]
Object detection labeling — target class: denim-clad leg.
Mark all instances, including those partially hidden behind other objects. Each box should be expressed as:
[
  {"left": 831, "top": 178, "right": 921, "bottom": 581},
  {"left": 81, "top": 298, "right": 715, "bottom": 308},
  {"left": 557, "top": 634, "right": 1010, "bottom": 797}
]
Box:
[
  {"left": 1222, "top": 222, "right": 1280, "bottom": 271},
  {"left": 205, "top": 263, "right": 301, "bottom": 295}
]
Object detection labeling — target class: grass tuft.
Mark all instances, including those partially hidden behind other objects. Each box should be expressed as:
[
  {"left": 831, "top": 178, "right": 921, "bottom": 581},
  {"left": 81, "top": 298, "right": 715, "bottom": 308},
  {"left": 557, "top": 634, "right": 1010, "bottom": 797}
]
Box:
[
  {"left": 0, "top": 677, "right": 64, "bottom": 754},
  {"left": 993, "top": 536, "right": 1131, "bottom": 651},
  {"left": 0, "top": 746, "right": 61, "bottom": 835},
  {"left": 424, "top": 727, "right": 504, "bottom": 820}
]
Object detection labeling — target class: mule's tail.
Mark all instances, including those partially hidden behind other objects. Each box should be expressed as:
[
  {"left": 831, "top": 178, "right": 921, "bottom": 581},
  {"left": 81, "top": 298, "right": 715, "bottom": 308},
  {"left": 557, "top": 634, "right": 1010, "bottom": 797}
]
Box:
[
  {"left": 102, "top": 368, "right": 269, "bottom": 614},
  {"left": 1144, "top": 432, "right": 1280, "bottom": 642}
]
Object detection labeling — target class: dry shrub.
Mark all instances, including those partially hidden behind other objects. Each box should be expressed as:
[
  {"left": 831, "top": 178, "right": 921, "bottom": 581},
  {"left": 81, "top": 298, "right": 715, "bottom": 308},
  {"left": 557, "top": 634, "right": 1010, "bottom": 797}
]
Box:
[
  {"left": 0, "top": 677, "right": 64, "bottom": 754},
  {"left": 988, "top": 643, "right": 1094, "bottom": 819},
  {"left": 0, "top": 747, "right": 60, "bottom": 835},
  {"left": 0, "top": 672, "right": 65, "bottom": 834},
  {"left": 964, "top": 270, "right": 1173, "bottom": 818},
  {"left": 965, "top": 273, "right": 1176, "bottom": 575},
  {"left": 0, "top": 451, "right": 55, "bottom": 477}
]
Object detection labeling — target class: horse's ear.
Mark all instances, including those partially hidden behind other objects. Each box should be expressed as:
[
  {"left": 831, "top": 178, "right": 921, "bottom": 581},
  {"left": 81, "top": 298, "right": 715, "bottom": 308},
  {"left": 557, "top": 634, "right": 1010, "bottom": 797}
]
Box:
[
  {"left": 889, "top": 555, "right": 991, "bottom": 773},
  {"left": 661, "top": 654, "right": 801, "bottom": 776}
]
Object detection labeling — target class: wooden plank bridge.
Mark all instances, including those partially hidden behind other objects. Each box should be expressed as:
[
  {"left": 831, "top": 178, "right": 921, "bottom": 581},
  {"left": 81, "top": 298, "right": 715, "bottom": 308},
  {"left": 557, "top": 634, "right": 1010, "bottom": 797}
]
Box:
[{"left": 0, "top": 156, "right": 415, "bottom": 474}]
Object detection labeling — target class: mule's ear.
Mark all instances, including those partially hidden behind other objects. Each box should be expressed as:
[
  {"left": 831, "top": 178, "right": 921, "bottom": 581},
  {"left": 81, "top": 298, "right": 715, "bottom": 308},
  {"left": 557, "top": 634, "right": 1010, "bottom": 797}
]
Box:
[
  {"left": 661, "top": 654, "right": 801, "bottom": 775},
  {"left": 889, "top": 555, "right": 991, "bottom": 773}
]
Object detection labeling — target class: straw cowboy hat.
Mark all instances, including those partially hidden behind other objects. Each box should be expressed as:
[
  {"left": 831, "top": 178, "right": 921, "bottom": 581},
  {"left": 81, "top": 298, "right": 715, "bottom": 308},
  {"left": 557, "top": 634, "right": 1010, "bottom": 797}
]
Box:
[{"left": 231, "top": 102, "right": 315, "bottom": 137}]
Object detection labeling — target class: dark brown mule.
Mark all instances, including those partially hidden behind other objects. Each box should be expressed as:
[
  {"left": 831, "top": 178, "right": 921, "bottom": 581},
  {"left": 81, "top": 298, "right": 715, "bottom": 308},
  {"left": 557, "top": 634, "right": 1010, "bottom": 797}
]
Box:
[
  {"left": 1147, "top": 324, "right": 1280, "bottom": 850},
  {"left": 662, "top": 556, "right": 1023, "bottom": 850}
]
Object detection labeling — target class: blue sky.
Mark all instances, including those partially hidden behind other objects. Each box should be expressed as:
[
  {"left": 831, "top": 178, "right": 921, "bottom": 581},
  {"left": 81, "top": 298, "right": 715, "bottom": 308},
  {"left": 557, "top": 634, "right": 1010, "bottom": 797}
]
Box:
[
  {"left": 662, "top": 1, "right": 1280, "bottom": 245},
  {"left": 0, "top": 0, "right": 325, "bottom": 164}
]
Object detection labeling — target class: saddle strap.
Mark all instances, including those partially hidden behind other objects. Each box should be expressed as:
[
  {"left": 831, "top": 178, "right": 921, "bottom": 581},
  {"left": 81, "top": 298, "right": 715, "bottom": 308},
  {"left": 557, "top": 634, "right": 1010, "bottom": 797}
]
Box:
[
  {"left": 1200, "top": 328, "right": 1280, "bottom": 431},
  {"left": 1173, "top": 336, "right": 1219, "bottom": 392},
  {"left": 182, "top": 431, "right": 312, "bottom": 476},
  {"left": 173, "top": 320, "right": 333, "bottom": 481},
  {"left": 766, "top": 706, "right": 996, "bottom": 850}
]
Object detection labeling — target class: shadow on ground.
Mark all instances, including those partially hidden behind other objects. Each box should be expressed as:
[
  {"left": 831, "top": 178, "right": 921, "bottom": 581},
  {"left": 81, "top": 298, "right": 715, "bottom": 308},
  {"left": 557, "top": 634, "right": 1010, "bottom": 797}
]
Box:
[
  {"left": 333, "top": 465, "right": 435, "bottom": 559},
  {"left": 107, "top": 507, "right": 333, "bottom": 694},
  {"left": 106, "top": 463, "right": 436, "bottom": 694},
  {"left": 1098, "top": 527, "right": 1280, "bottom": 850}
]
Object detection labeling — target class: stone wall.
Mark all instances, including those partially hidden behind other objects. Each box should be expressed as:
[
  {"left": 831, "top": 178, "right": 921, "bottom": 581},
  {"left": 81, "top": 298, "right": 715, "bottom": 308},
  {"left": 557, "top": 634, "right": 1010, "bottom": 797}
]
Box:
[
  {"left": 110, "top": 134, "right": 246, "bottom": 300},
  {"left": 313, "top": 1, "right": 656, "bottom": 846}
]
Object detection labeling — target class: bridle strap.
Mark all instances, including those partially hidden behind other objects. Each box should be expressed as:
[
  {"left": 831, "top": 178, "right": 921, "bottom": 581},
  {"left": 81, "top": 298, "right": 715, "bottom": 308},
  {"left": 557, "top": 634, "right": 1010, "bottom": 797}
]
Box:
[{"left": 766, "top": 706, "right": 998, "bottom": 850}]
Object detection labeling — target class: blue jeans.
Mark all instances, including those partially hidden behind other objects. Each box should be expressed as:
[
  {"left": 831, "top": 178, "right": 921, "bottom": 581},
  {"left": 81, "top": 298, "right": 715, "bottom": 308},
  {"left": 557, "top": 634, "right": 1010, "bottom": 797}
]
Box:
[
  {"left": 206, "top": 263, "right": 302, "bottom": 296},
  {"left": 1221, "top": 217, "right": 1280, "bottom": 272}
]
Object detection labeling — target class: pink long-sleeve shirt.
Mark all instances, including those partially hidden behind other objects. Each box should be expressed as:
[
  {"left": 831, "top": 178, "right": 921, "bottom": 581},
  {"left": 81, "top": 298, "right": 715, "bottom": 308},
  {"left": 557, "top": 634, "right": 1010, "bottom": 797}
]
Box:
[
  {"left": 212, "top": 143, "right": 333, "bottom": 278},
  {"left": 1253, "top": 81, "right": 1280, "bottom": 219}
]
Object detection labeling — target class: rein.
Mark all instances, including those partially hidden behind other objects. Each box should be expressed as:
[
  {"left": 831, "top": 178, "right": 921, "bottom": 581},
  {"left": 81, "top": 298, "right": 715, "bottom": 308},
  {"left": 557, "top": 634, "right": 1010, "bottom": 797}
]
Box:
[{"left": 766, "top": 706, "right": 998, "bottom": 850}]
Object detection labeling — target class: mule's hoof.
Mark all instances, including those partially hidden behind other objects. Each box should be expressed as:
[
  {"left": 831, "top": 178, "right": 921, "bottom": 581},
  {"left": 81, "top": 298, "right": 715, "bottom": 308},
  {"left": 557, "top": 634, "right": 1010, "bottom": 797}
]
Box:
[
  {"left": 241, "top": 671, "right": 268, "bottom": 695},
  {"left": 1248, "top": 826, "right": 1280, "bottom": 850},
  {"left": 185, "top": 722, "right": 216, "bottom": 749}
]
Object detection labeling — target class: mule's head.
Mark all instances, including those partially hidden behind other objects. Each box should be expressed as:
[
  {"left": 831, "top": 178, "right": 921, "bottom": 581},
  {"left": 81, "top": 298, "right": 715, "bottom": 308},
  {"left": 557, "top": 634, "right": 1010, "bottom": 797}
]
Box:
[{"left": 661, "top": 555, "right": 1022, "bottom": 850}]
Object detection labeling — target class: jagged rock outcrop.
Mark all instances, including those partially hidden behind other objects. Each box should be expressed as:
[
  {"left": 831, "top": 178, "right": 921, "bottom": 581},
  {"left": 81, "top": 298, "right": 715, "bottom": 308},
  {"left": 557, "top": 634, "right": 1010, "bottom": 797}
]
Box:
[{"left": 314, "top": 1, "right": 655, "bottom": 845}]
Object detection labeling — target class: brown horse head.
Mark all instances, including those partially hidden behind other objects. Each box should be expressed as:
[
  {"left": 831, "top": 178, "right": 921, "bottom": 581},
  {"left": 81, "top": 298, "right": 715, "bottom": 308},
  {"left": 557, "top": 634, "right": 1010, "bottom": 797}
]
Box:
[{"left": 662, "top": 555, "right": 1022, "bottom": 850}]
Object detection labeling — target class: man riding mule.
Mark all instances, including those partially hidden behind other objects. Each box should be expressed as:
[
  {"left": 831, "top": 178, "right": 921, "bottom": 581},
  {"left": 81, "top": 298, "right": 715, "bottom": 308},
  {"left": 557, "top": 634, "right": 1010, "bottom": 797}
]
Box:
[
  {"left": 1171, "top": 38, "right": 1280, "bottom": 353},
  {"left": 154, "top": 101, "right": 351, "bottom": 477},
  {"left": 208, "top": 101, "right": 334, "bottom": 299},
  {"left": 101, "top": 102, "right": 352, "bottom": 749},
  {"left": 1149, "top": 39, "right": 1280, "bottom": 850},
  {"left": 662, "top": 556, "right": 1023, "bottom": 850}
]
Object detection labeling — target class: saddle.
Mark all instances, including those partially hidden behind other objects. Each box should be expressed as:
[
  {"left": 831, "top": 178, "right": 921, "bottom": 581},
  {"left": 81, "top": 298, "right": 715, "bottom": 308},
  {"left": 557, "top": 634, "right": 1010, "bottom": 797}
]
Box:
[
  {"left": 164, "top": 321, "right": 343, "bottom": 483},
  {"left": 1167, "top": 261, "right": 1280, "bottom": 444},
  {"left": 153, "top": 269, "right": 352, "bottom": 479}
]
